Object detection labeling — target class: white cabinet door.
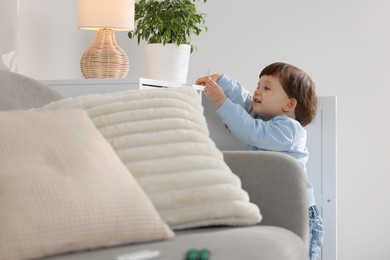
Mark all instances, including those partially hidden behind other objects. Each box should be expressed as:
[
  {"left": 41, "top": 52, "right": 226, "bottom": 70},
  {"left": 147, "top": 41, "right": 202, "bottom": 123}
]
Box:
[{"left": 305, "top": 96, "right": 337, "bottom": 260}]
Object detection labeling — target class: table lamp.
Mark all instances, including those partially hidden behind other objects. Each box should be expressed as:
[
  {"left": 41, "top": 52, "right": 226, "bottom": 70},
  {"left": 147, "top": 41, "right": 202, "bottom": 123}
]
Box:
[{"left": 78, "top": 0, "right": 134, "bottom": 79}]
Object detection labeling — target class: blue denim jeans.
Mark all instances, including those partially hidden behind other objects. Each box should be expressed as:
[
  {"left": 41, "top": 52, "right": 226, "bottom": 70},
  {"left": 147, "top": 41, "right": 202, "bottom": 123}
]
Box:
[{"left": 309, "top": 205, "right": 324, "bottom": 260}]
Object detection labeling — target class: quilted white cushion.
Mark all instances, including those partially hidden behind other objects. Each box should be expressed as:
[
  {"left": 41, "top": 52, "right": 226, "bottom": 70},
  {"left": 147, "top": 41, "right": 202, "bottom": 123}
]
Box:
[{"left": 42, "top": 87, "right": 262, "bottom": 229}]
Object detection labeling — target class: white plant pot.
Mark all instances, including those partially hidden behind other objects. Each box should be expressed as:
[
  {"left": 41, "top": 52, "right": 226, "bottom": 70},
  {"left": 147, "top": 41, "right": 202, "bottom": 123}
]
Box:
[{"left": 144, "top": 43, "right": 191, "bottom": 84}]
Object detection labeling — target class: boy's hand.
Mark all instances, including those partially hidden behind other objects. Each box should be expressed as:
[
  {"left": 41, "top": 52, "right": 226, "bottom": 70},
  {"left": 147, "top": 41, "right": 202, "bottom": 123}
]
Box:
[
  {"left": 195, "top": 73, "right": 223, "bottom": 84},
  {"left": 195, "top": 74, "right": 226, "bottom": 109}
]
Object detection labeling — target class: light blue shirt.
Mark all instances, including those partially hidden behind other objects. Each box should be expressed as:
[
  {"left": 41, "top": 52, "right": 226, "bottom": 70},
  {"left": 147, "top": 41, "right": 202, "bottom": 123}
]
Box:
[{"left": 216, "top": 74, "right": 316, "bottom": 207}]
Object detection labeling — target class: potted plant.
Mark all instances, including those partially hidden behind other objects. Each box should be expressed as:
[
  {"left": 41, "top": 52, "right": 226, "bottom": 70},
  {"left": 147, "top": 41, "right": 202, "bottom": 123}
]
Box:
[{"left": 128, "top": 0, "right": 207, "bottom": 83}]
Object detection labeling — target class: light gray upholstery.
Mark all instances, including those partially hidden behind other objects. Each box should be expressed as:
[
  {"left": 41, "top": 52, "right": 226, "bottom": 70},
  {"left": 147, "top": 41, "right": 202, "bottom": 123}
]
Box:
[
  {"left": 0, "top": 71, "right": 308, "bottom": 259},
  {"left": 0, "top": 70, "right": 64, "bottom": 110},
  {"left": 223, "top": 151, "right": 309, "bottom": 243},
  {"left": 46, "top": 226, "right": 306, "bottom": 260}
]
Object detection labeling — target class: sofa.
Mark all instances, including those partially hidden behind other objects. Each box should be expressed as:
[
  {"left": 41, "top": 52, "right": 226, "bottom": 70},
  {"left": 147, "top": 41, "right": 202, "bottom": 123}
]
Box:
[{"left": 0, "top": 70, "right": 308, "bottom": 260}]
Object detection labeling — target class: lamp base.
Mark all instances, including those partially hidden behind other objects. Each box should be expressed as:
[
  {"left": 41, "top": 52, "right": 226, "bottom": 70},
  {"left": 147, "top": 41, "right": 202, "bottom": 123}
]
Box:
[{"left": 80, "top": 29, "right": 129, "bottom": 79}]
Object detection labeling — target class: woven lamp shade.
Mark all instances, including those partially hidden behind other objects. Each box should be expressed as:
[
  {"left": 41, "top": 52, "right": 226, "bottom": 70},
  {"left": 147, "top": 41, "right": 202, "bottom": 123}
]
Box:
[{"left": 78, "top": 0, "right": 134, "bottom": 79}]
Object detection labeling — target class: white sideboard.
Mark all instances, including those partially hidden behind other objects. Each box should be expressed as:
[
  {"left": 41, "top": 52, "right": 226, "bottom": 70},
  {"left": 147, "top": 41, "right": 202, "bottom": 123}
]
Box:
[
  {"left": 42, "top": 78, "right": 337, "bottom": 260},
  {"left": 42, "top": 78, "right": 204, "bottom": 97},
  {"left": 41, "top": 78, "right": 140, "bottom": 97}
]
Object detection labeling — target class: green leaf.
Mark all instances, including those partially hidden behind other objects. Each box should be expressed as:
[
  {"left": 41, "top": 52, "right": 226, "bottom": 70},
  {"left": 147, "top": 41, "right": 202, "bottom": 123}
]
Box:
[{"left": 128, "top": 0, "right": 208, "bottom": 53}]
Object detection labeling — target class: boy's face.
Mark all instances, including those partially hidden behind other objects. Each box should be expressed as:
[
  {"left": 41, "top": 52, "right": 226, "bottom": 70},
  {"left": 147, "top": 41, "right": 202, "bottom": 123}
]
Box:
[{"left": 252, "top": 75, "right": 293, "bottom": 120}]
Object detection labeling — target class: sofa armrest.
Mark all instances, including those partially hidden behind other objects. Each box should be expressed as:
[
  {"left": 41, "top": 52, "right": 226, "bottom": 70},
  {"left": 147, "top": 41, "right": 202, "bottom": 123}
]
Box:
[{"left": 222, "top": 150, "right": 308, "bottom": 244}]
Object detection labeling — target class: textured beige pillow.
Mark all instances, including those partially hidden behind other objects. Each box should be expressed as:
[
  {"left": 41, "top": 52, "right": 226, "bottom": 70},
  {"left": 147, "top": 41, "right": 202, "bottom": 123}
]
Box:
[
  {"left": 0, "top": 109, "right": 174, "bottom": 260},
  {"left": 42, "top": 87, "right": 262, "bottom": 230}
]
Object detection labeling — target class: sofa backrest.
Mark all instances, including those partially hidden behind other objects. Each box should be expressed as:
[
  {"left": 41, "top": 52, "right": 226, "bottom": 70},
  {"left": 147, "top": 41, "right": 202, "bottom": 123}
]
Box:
[{"left": 0, "top": 70, "right": 64, "bottom": 110}]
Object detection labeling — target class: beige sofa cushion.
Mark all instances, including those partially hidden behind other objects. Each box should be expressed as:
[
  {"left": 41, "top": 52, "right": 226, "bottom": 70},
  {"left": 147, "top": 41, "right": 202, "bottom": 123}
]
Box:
[
  {"left": 42, "top": 87, "right": 262, "bottom": 230},
  {"left": 0, "top": 109, "right": 173, "bottom": 260}
]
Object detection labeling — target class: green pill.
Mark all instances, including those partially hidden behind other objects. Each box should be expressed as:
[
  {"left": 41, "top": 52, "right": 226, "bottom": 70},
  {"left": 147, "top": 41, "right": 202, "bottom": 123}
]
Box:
[
  {"left": 186, "top": 249, "right": 200, "bottom": 260},
  {"left": 199, "top": 249, "right": 210, "bottom": 260}
]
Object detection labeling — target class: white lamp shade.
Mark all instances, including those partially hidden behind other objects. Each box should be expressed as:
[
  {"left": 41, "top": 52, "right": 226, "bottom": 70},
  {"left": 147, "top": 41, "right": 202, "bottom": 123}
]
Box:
[{"left": 78, "top": 0, "right": 134, "bottom": 31}]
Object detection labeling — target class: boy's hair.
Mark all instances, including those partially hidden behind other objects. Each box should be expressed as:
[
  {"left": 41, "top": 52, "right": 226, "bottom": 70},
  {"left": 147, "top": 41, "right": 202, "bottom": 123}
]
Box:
[{"left": 259, "top": 62, "right": 318, "bottom": 126}]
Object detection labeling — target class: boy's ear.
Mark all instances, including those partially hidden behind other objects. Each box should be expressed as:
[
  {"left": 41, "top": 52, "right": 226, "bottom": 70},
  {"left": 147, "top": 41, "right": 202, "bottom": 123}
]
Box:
[{"left": 283, "top": 98, "right": 297, "bottom": 112}]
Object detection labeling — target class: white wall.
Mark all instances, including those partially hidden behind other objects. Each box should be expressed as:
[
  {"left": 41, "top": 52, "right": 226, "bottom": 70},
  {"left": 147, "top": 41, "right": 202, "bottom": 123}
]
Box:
[
  {"left": 17, "top": 1, "right": 390, "bottom": 259},
  {"left": 0, "top": 0, "right": 18, "bottom": 71}
]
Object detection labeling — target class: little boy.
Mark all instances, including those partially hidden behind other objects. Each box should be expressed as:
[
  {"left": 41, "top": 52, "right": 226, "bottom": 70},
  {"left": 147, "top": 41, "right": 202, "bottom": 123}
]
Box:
[{"left": 196, "top": 62, "right": 324, "bottom": 260}]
